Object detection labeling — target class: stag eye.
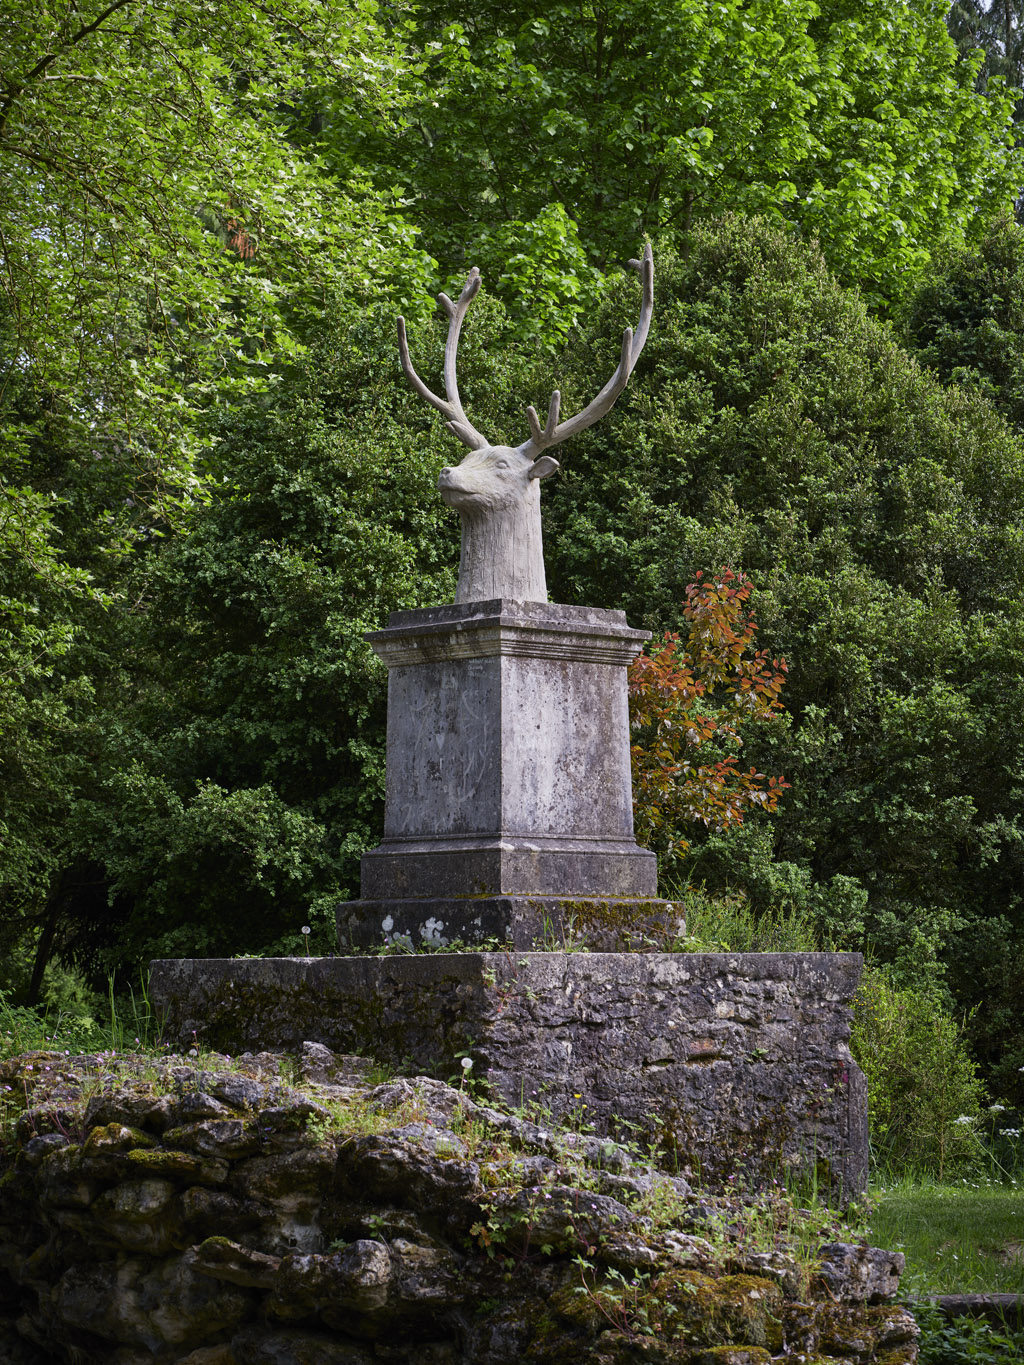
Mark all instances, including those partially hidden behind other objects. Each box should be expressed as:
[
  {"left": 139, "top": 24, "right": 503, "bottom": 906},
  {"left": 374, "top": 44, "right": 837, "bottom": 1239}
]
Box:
[{"left": 495, "top": 459, "right": 510, "bottom": 470}]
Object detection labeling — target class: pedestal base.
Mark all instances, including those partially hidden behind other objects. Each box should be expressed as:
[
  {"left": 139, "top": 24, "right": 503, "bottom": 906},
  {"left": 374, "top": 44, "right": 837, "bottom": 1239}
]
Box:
[
  {"left": 336, "top": 894, "right": 684, "bottom": 952},
  {"left": 359, "top": 835, "right": 658, "bottom": 900}
]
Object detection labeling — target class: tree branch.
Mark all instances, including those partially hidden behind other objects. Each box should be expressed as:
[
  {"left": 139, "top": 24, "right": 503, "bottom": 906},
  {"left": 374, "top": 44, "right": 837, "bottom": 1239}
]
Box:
[{"left": 0, "top": 0, "right": 136, "bottom": 135}]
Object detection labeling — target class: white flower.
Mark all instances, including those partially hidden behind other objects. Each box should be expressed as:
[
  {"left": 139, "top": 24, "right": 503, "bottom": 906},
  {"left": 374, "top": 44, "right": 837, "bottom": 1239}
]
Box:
[
  {"left": 999, "top": 1128, "right": 1022, "bottom": 1138},
  {"left": 954, "top": 1115, "right": 975, "bottom": 1126},
  {"left": 460, "top": 1057, "right": 473, "bottom": 1072},
  {"left": 989, "top": 1103, "right": 1007, "bottom": 1113}
]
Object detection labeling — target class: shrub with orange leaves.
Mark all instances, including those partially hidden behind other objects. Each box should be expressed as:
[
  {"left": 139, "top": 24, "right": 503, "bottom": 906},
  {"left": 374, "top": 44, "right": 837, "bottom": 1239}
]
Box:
[{"left": 628, "top": 569, "right": 790, "bottom": 860}]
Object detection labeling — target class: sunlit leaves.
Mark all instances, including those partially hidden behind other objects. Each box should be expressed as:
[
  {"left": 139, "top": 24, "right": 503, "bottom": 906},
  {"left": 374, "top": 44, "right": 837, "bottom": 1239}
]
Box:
[
  {"left": 348, "top": 0, "right": 1021, "bottom": 313},
  {"left": 0, "top": 0, "right": 432, "bottom": 524}
]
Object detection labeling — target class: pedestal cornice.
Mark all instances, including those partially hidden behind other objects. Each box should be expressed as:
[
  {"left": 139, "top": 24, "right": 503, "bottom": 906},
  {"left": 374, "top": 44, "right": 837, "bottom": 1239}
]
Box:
[{"left": 366, "top": 599, "right": 651, "bottom": 667}]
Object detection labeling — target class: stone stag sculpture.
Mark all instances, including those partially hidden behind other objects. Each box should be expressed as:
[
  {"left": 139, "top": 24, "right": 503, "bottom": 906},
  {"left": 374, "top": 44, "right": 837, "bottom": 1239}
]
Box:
[{"left": 397, "top": 245, "right": 654, "bottom": 603}]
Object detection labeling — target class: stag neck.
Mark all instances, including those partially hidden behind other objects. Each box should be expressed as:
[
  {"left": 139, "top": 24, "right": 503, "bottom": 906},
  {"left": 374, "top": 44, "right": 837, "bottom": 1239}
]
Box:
[{"left": 453, "top": 481, "right": 547, "bottom": 604}]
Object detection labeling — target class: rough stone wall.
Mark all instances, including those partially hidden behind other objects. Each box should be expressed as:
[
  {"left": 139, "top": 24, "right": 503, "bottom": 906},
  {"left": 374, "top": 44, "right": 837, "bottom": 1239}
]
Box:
[
  {"left": 150, "top": 952, "right": 868, "bottom": 1199},
  {"left": 0, "top": 1046, "right": 913, "bottom": 1365}
]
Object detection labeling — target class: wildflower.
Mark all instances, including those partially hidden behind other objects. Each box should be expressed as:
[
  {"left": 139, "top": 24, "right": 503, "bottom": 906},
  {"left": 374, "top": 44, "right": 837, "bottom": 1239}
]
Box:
[
  {"left": 953, "top": 1115, "right": 975, "bottom": 1126},
  {"left": 1000, "top": 1128, "right": 1022, "bottom": 1138},
  {"left": 989, "top": 1103, "right": 1007, "bottom": 1113},
  {"left": 460, "top": 1057, "right": 473, "bottom": 1072}
]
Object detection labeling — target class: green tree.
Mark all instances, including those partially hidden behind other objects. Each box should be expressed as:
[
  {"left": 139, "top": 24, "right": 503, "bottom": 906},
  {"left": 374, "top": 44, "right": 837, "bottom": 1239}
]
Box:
[
  {"left": 534, "top": 218, "right": 1024, "bottom": 1097},
  {"left": 629, "top": 568, "right": 789, "bottom": 863},
  {"left": 0, "top": 0, "right": 436, "bottom": 994},
  {"left": 37, "top": 296, "right": 534, "bottom": 972},
  {"left": 948, "top": 0, "right": 1024, "bottom": 117},
  {"left": 852, "top": 966, "right": 987, "bottom": 1178},
  {"left": 346, "top": 0, "right": 1021, "bottom": 309},
  {"left": 901, "top": 213, "right": 1024, "bottom": 430},
  {"left": 0, "top": 0, "right": 431, "bottom": 481}
]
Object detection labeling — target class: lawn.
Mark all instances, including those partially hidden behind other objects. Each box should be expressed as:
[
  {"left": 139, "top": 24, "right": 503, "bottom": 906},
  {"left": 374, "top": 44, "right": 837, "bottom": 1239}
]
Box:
[
  {"left": 870, "top": 1178, "right": 1024, "bottom": 1364},
  {"left": 870, "top": 1178, "right": 1024, "bottom": 1297}
]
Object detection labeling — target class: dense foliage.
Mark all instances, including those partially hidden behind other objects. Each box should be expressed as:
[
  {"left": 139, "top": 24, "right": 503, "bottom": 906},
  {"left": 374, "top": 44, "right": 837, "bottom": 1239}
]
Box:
[
  {"left": 347, "top": 0, "right": 1021, "bottom": 307},
  {"left": 0, "top": 0, "right": 433, "bottom": 993},
  {"left": 901, "top": 213, "right": 1024, "bottom": 430},
  {"left": 852, "top": 966, "right": 987, "bottom": 1178},
  {"left": 0, "top": 0, "right": 431, "bottom": 471},
  {"left": 540, "top": 219, "right": 1024, "bottom": 1102}
]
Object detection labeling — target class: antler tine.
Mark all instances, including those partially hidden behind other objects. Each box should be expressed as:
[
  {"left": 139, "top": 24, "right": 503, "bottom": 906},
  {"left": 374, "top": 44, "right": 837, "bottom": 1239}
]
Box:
[
  {"left": 519, "top": 244, "right": 654, "bottom": 457},
  {"left": 396, "top": 267, "right": 488, "bottom": 451},
  {"left": 438, "top": 268, "right": 487, "bottom": 451},
  {"left": 626, "top": 242, "right": 654, "bottom": 366},
  {"left": 525, "top": 390, "right": 561, "bottom": 449}
]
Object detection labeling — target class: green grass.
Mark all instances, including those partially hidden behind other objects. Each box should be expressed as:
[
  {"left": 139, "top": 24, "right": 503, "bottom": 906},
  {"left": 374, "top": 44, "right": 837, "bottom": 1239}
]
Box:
[
  {"left": 663, "top": 882, "right": 822, "bottom": 953},
  {"left": 870, "top": 1176, "right": 1024, "bottom": 1296},
  {"left": 0, "top": 978, "right": 159, "bottom": 1060},
  {"left": 870, "top": 1178, "right": 1024, "bottom": 1364}
]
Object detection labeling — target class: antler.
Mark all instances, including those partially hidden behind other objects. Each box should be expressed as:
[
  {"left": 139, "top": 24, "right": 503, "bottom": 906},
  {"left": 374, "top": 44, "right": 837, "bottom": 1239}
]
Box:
[
  {"left": 397, "top": 269, "right": 489, "bottom": 451},
  {"left": 521, "top": 242, "right": 654, "bottom": 458}
]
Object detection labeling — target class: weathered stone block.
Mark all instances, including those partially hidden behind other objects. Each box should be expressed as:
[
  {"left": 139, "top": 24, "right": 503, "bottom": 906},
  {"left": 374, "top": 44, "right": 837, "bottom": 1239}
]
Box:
[
  {"left": 339, "top": 601, "right": 665, "bottom": 947},
  {"left": 150, "top": 951, "right": 868, "bottom": 1198},
  {"left": 337, "top": 894, "right": 684, "bottom": 952}
]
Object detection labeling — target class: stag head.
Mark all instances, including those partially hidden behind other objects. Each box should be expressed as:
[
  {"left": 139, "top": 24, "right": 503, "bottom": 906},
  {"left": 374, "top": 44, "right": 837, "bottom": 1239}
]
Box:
[{"left": 397, "top": 245, "right": 654, "bottom": 604}]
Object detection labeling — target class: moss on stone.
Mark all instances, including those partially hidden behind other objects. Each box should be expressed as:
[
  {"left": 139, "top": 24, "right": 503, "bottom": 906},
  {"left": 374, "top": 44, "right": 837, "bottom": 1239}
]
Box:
[
  {"left": 648, "top": 1269, "right": 782, "bottom": 1348},
  {"left": 124, "top": 1147, "right": 227, "bottom": 1183},
  {"left": 689, "top": 1347, "right": 773, "bottom": 1364},
  {"left": 82, "top": 1122, "right": 157, "bottom": 1154},
  {"left": 875, "top": 1348, "right": 920, "bottom": 1365}
]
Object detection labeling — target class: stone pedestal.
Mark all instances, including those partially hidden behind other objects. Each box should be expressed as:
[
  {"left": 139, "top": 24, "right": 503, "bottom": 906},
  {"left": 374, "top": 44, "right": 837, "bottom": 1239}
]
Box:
[
  {"left": 337, "top": 599, "right": 671, "bottom": 950},
  {"left": 150, "top": 951, "right": 869, "bottom": 1200}
]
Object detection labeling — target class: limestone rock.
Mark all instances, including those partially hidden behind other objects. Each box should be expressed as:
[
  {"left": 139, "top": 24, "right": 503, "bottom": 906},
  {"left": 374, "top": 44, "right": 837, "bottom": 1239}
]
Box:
[
  {"left": 814, "top": 1241, "right": 906, "bottom": 1303},
  {"left": 0, "top": 1047, "right": 915, "bottom": 1364},
  {"left": 18, "top": 1133, "right": 69, "bottom": 1167},
  {"left": 161, "top": 1117, "right": 262, "bottom": 1159},
  {"left": 55, "top": 1251, "right": 253, "bottom": 1351},
  {"left": 194, "top": 1236, "right": 282, "bottom": 1289},
  {"left": 335, "top": 1133, "right": 484, "bottom": 1231},
  {"left": 230, "top": 1325, "right": 374, "bottom": 1363},
  {"left": 485, "top": 1184, "right": 638, "bottom": 1256}
]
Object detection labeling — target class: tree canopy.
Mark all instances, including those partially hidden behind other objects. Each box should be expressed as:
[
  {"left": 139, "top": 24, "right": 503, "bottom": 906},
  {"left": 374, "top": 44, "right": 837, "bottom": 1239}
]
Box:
[
  {"left": 346, "top": 0, "right": 1021, "bottom": 310},
  {"left": 0, "top": 0, "right": 432, "bottom": 487}
]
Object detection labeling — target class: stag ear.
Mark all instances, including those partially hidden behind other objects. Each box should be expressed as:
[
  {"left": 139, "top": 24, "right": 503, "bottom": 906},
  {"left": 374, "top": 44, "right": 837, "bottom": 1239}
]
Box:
[{"left": 528, "top": 456, "right": 560, "bottom": 481}]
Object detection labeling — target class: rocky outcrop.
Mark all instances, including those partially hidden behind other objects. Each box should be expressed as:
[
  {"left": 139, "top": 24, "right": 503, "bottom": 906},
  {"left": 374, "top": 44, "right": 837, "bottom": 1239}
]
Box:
[{"left": 0, "top": 1043, "right": 915, "bottom": 1364}]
